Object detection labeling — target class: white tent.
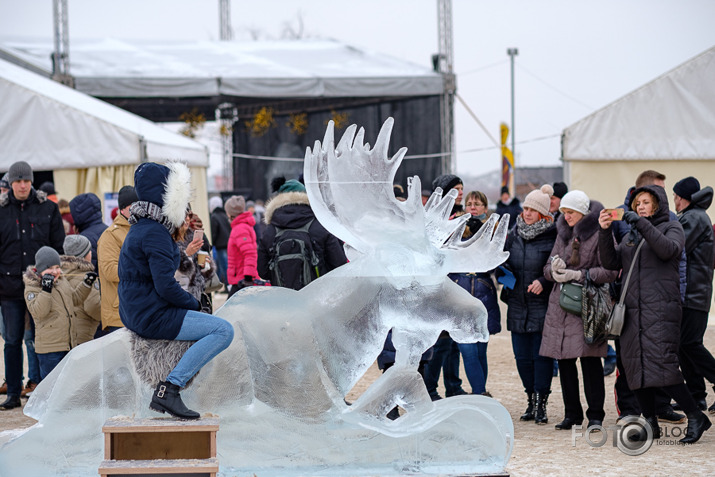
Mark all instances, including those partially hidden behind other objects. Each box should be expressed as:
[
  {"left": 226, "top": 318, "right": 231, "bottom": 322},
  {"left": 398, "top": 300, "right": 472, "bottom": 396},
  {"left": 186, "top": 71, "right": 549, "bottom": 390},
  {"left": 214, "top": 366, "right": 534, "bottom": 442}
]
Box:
[
  {"left": 0, "top": 57, "right": 210, "bottom": 228},
  {"left": 0, "top": 38, "right": 443, "bottom": 98},
  {"left": 561, "top": 47, "right": 715, "bottom": 219}
]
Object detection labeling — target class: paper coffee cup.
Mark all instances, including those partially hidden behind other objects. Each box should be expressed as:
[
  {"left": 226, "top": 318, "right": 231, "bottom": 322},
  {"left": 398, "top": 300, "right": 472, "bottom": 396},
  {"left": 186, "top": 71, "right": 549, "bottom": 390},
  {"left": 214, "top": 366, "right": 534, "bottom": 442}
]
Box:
[{"left": 197, "top": 251, "right": 208, "bottom": 266}]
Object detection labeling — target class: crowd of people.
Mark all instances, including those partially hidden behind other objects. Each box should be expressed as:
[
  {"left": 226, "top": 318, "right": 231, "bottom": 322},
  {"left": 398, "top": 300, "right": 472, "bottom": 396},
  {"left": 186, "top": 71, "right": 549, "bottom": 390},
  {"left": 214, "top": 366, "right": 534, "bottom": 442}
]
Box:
[{"left": 1, "top": 160, "right": 714, "bottom": 442}]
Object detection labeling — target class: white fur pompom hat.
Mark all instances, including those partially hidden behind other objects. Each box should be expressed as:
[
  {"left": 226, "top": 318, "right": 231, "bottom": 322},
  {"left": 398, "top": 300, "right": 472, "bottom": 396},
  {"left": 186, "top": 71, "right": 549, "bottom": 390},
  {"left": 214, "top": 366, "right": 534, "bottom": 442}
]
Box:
[
  {"left": 522, "top": 184, "right": 553, "bottom": 216},
  {"left": 559, "top": 190, "right": 590, "bottom": 215},
  {"left": 134, "top": 161, "right": 193, "bottom": 229}
]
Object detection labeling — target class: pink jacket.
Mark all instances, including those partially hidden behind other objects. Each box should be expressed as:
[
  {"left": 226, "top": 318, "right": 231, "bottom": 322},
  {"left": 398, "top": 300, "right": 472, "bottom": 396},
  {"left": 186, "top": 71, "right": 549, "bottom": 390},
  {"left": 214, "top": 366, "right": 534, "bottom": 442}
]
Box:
[{"left": 227, "top": 212, "right": 259, "bottom": 285}]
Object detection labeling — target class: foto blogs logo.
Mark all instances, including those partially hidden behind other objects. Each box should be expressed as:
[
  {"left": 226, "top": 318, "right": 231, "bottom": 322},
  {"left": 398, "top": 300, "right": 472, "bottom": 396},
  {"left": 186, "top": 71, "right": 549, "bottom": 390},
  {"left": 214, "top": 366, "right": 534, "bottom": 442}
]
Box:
[{"left": 571, "top": 416, "right": 654, "bottom": 456}]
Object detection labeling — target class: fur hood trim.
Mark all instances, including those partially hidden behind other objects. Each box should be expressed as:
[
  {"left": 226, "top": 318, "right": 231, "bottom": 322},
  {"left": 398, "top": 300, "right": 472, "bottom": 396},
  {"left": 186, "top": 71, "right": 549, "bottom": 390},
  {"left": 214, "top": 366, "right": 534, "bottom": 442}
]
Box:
[
  {"left": 60, "top": 255, "right": 95, "bottom": 272},
  {"left": 556, "top": 200, "right": 604, "bottom": 243},
  {"left": 23, "top": 265, "right": 42, "bottom": 286},
  {"left": 265, "top": 191, "right": 310, "bottom": 224},
  {"left": 0, "top": 188, "right": 47, "bottom": 207},
  {"left": 162, "top": 162, "right": 193, "bottom": 230}
]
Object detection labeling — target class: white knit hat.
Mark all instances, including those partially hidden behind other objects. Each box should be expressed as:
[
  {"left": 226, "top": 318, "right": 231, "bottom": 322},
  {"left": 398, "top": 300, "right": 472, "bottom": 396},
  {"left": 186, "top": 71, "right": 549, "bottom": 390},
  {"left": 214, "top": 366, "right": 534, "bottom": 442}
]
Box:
[
  {"left": 522, "top": 184, "right": 553, "bottom": 216},
  {"left": 559, "top": 190, "right": 590, "bottom": 215}
]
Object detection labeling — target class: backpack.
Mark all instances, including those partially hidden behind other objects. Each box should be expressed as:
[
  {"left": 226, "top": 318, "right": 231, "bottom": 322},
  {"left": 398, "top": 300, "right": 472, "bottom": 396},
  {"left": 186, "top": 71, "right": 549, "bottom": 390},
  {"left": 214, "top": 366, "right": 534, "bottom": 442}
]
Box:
[{"left": 267, "top": 219, "right": 320, "bottom": 290}]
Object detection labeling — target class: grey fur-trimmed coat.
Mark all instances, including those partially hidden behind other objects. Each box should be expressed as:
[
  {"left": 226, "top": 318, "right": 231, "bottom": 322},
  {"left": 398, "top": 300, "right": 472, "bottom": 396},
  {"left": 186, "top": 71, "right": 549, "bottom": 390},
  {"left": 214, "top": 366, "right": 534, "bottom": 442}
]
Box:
[{"left": 539, "top": 201, "right": 619, "bottom": 360}]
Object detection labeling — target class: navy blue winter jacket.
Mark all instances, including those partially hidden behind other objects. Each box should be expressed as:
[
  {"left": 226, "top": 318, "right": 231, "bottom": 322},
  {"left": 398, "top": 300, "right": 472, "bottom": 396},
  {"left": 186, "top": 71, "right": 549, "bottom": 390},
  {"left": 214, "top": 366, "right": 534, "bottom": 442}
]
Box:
[
  {"left": 118, "top": 163, "right": 200, "bottom": 340},
  {"left": 70, "top": 192, "right": 108, "bottom": 268}
]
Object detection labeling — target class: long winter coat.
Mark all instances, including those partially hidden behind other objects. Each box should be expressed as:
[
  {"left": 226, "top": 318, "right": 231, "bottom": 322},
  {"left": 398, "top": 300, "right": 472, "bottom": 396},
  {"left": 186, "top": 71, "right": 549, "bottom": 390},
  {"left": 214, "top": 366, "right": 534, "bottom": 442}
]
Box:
[
  {"left": 210, "top": 206, "right": 231, "bottom": 250},
  {"left": 257, "top": 191, "right": 347, "bottom": 288},
  {"left": 97, "top": 212, "right": 131, "bottom": 329},
  {"left": 60, "top": 255, "right": 101, "bottom": 347},
  {"left": 227, "top": 212, "right": 259, "bottom": 285},
  {"left": 23, "top": 267, "right": 91, "bottom": 354},
  {"left": 599, "top": 185, "right": 685, "bottom": 390},
  {"left": 504, "top": 221, "right": 558, "bottom": 334},
  {"left": 69, "top": 193, "right": 108, "bottom": 269},
  {"left": 118, "top": 163, "right": 201, "bottom": 340},
  {"left": 539, "top": 201, "right": 618, "bottom": 360},
  {"left": 0, "top": 189, "right": 65, "bottom": 299},
  {"left": 678, "top": 186, "right": 714, "bottom": 312}
]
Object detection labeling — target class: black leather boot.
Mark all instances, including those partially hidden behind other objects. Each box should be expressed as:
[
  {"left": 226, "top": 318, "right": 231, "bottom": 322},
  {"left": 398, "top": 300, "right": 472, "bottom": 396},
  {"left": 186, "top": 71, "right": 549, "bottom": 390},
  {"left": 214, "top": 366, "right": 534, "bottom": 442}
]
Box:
[
  {"left": 680, "top": 411, "right": 712, "bottom": 444},
  {"left": 0, "top": 394, "right": 21, "bottom": 410},
  {"left": 534, "top": 392, "right": 549, "bottom": 425},
  {"left": 628, "top": 416, "right": 660, "bottom": 442},
  {"left": 520, "top": 393, "right": 535, "bottom": 421},
  {"left": 554, "top": 417, "right": 582, "bottom": 430},
  {"left": 150, "top": 381, "right": 200, "bottom": 419}
]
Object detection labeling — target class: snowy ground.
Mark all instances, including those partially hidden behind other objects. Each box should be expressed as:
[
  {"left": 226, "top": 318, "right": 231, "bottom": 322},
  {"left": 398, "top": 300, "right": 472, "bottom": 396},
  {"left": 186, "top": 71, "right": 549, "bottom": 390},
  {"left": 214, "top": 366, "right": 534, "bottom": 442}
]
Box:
[{"left": 2, "top": 295, "right": 714, "bottom": 476}]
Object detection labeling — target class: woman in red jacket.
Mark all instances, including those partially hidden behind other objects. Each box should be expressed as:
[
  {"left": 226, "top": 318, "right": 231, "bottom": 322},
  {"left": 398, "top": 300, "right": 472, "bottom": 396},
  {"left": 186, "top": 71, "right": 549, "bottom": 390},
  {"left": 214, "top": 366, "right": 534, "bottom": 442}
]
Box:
[{"left": 225, "top": 195, "right": 260, "bottom": 297}]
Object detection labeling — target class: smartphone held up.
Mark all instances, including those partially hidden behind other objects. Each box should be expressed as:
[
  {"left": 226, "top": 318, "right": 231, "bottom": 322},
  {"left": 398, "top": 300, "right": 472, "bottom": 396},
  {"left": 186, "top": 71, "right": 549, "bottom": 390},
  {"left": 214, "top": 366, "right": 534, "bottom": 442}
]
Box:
[{"left": 604, "top": 208, "right": 624, "bottom": 221}]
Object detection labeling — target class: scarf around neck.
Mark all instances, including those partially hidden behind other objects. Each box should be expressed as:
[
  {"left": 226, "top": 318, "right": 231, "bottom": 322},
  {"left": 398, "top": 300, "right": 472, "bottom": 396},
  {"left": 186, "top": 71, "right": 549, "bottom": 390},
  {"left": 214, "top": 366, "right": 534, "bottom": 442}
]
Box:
[
  {"left": 516, "top": 214, "right": 553, "bottom": 241},
  {"left": 129, "top": 201, "right": 176, "bottom": 233}
]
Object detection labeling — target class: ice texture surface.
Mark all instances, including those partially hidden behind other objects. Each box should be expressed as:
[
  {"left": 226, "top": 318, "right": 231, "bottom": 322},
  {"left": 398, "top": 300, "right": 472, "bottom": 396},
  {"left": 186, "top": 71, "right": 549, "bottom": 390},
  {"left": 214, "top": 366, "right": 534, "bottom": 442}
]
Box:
[{"left": 0, "top": 118, "right": 513, "bottom": 476}]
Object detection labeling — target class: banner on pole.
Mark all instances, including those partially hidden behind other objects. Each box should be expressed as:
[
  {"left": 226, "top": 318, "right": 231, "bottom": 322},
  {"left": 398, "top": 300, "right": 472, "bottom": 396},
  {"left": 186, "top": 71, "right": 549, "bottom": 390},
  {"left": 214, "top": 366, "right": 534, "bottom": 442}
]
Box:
[{"left": 500, "top": 123, "right": 514, "bottom": 195}]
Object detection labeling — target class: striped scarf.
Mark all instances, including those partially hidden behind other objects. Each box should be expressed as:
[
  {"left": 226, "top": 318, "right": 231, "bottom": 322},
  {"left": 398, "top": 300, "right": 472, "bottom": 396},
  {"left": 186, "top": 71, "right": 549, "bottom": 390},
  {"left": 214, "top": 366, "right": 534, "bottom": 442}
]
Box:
[{"left": 128, "top": 201, "right": 176, "bottom": 233}]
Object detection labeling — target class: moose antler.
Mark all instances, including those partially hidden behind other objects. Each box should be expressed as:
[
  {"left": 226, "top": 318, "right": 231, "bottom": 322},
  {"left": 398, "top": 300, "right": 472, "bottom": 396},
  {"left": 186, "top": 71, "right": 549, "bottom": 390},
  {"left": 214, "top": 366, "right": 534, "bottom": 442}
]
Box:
[{"left": 304, "top": 118, "right": 509, "bottom": 276}]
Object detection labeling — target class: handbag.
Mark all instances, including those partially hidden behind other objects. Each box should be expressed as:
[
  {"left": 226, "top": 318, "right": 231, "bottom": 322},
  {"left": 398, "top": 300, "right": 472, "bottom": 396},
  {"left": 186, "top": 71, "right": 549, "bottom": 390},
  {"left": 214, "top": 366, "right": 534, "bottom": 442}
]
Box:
[
  {"left": 581, "top": 270, "right": 614, "bottom": 344},
  {"left": 606, "top": 239, "right": 645, "bottom": 339},
  {"left": 204, "top": 272, "right": 225, "bottom": 293},
  {"left": 559, "top": 282, "right": 583, "bottom": 316}
]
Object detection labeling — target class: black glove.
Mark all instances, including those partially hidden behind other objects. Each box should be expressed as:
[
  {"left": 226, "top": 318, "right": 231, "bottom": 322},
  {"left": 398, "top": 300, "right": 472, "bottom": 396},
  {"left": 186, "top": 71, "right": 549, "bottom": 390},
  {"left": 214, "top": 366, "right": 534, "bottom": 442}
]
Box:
[
  {"left": 240, "top": 275, "right": 254, "bottom": 288},
  {"left": 623, "top": 210, "right": 640, "bottom": 225},
  {"left": 84, "top": 271, "right": 98, "bottom": 287},
  {"left": 41, "top": 274, "right": 55, "bottom": 293}
]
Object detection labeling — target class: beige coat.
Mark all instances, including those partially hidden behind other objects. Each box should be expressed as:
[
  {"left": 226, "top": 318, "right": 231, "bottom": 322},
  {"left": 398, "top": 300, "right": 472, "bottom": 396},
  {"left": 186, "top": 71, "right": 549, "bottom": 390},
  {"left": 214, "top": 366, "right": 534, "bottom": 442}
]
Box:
[
  {"left": 23, "top": 267, "right": 92, "bottom": 354},
  {"left": 97, "top": 213, "right": 130, "bottom": 329},
  {"left": 61, "top": 255, "right": 101, "bottom": 347}
]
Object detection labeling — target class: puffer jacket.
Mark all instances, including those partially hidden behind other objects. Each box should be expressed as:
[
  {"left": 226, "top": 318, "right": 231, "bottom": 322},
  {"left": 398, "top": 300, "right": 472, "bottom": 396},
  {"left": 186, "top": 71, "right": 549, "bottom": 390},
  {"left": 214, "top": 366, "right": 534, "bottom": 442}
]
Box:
[
  {"left": 118, "top": 162, "right": 201, "bottom": 340},
  {"left": 678, "top": 186, "right": 714, "bottom": 311},
  {"left": 539, "top": 201, "right": 619, "bottom": 360},
  {"left": 227, "top": 212, "right": 259, "bottom": 285},
  {"left": 599, "top": 185, "right": 685, "bottom": 389},
  {"left": 504, "top": 221, "right": 558, "bottom": 334},
  {"left": 0, "top": 189, "right": 65, "bottom": 299},
  {"left": 61, "top": 255, "right": 101, "bottom": 347},
  {"left": 23, "top": 267, "right": 92, "bottom": 354},
  {"left": 97, "top": 212, "right": 131, "bottom": 329},
  {"left": 257, "top": 191, "right": 347, "bottom": 288},
  {"left": 69, "top": 193, "right": 108, "bottom": 269}
]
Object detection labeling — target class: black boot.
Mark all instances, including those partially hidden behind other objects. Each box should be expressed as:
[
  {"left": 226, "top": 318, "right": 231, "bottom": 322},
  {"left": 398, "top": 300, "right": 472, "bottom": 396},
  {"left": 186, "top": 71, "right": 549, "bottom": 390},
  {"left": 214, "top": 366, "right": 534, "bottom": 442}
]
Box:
[
  {"left": 150, "top": 381, "right": 200, "bottom": 419},
  {"left": 0, "top": 395, "right": 21, "bottom": 410},
  {"left": 534, "top": 392, "right": 549, "bottom": 425},
  {"left": 680, "top": 411, "right": 712, "bottom": 444},
  {"left": 519, "top": 393, "right": 535, "bottom": 421},
  {"left": 554, "top": 417, "right": 582, "bottom": 430},
  {"left": 628, "top": 416, "right": 660, "bottom": 442},
  {"left": 709, "top": 386, "right": 715, "bottom": 414}
]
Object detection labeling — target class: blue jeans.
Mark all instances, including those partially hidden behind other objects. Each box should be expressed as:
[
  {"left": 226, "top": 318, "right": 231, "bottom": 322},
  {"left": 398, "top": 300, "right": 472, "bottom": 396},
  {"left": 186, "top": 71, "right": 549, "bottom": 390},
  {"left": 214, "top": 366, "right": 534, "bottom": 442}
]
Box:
[
  {"left": 1, "top": 299, "right": 28, "bottom": 396},
  {"left": 166, "top": 311, "right": 234, "bottom": 388},
  {"left": 24, "top": 326, "right": 41, "bottom": 384},
  {"left": 38, "top": 351, "right": 68, "bottom": 380},
  {"left": 511, "top": 331, "right": 554, "bottom": 395},
  {"left": 457, "top": 342, "right": 488, "bottom": 394},
  {"left": 423, "top": 335, "right": 464, "bottom": 398},
  {"left": 213, "top": 247, "right": 228, "bottom": 285}
]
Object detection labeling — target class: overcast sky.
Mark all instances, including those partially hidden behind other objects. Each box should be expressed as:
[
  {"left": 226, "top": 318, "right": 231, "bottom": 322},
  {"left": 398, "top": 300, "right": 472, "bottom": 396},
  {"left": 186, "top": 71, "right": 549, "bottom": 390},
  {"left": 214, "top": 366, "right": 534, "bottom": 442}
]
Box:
[{"left": 1, "top": 0, "right": 714, "bottom": 176}]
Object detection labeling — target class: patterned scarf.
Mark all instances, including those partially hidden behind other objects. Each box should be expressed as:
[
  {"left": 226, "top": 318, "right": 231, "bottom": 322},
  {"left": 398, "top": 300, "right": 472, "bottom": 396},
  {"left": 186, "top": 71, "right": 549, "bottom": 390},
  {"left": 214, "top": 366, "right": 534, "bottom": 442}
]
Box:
[
  {"left": 516, "top": 214, "right": 553, "bottom": 241},
  {"left": 128, "top": 201, "right": 176, "bottom": 233}
]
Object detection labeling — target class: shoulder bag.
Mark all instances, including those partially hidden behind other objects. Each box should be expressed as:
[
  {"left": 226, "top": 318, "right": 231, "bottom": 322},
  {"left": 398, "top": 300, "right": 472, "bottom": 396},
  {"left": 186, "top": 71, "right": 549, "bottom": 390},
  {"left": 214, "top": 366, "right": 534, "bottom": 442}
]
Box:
[
  {"left": 606, "top": 239, "right": 645, "bottom": 339},
  {"left": 559, "top": 281, "right": 583, "bottom": 316}
]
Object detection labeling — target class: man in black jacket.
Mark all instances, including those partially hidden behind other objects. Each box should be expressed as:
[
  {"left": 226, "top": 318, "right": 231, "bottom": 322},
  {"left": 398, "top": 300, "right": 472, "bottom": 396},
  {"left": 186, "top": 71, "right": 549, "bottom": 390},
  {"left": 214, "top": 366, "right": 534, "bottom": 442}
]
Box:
[
  {"left": 674, "top": 176, "right": 715, "bottom": 412},
  {"left": 0, "top": 162, "right": 65, "bottom": 409},
  {"left": 209, "top": 196, "right": 232, "bottom": 288}
]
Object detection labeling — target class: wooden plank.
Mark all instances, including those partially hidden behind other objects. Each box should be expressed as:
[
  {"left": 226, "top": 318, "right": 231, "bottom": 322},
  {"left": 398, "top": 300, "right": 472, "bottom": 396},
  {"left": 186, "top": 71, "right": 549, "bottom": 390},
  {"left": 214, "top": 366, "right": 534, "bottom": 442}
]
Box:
[
  {"left": 102, "top": 417, "right": 219, "bottom": 434},
  {"left": 98, "top": 457, "right": 218, "bottom": 475},
  {"left": 110, "top": 431, "right": 212, "bottom": 460}
]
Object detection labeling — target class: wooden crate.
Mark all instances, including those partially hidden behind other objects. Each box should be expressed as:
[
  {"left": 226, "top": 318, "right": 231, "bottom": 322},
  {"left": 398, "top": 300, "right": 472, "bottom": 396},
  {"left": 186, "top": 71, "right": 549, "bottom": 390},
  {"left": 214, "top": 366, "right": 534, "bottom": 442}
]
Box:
[{"left": 99, "top": 417, "right": 219, "bottom": 477}]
